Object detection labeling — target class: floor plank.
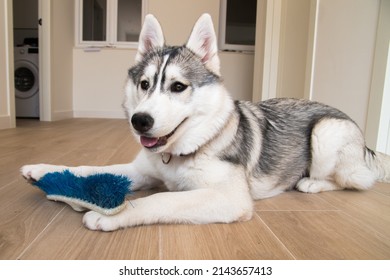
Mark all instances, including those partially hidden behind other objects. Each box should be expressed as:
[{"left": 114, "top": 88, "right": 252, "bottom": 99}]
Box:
[
  {"left": 254, "top": 190, "right": 337, "bottom": 211},
  {"left": 316, "top": 189, "right": 390, "bottom": 237},
  {"left": 0, "top": 119, "right": 117, "bottom": 187},
  {"left": 19, "top": 206, "right": 160, "bottom": 260},
  {"left": 0, "top": 179, "right": 64, "bottom": 259},
  {"left": 160, "top": 215, "right": 294, "bottom": 260},
  {"left": 258, "top": 210, "right": 390, "bottom": 259}
]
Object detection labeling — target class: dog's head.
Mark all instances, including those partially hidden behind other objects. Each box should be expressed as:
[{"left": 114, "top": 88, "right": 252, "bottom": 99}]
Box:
[{"left": 123, "top": 14, "right": 233, "bottom": 156}]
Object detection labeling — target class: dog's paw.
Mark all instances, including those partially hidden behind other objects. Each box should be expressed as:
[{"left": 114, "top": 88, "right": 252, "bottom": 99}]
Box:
[
  {"left": 296, "top": 178, "right": 338, "bottom": 193},
  {"left": 83, "top": 211, "right": 121, "bottom": 231},
  {"left": 21, "top": 164, "right": 65, "bottom": 182}
]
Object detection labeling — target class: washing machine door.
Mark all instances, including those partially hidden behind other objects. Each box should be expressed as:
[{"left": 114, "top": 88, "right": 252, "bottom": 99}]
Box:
[{"left": 14, "top": 59, "right": 39, "bottom": 99}]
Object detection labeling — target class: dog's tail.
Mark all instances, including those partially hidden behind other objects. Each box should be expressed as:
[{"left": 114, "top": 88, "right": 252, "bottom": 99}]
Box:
[{"left": 365, "top": 148, "right": 390, "bottom": 183}]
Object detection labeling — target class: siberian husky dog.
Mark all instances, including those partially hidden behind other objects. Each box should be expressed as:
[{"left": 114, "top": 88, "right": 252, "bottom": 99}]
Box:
[{"left": 22, "top": 14, "right": 390, "bottom": 231}]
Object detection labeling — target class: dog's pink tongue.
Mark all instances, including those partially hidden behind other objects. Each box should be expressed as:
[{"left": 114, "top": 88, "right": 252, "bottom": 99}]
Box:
[{"left": 140, "top": 136, "right": 159, "bottom": 148}]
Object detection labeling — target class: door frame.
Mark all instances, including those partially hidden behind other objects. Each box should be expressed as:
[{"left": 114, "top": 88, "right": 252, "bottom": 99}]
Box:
[
  {"left": 38, "top": 0, "right": 51, "bottom": 121},
  {"left": 365, "top": 0, "right": 390, "bottom": 153}
]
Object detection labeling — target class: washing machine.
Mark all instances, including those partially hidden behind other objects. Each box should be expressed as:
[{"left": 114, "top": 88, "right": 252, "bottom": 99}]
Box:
[{"left": 14, "top": 45, "right": 39, "bottom": 118}]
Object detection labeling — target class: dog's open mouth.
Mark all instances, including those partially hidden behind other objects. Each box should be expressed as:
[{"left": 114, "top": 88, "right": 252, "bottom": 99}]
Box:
[
  {"left": 140, "top": 131, "right": 174, "bottom": 148},
  {"left": 139, "top": 118, "right": 187, "bottom": 149}
]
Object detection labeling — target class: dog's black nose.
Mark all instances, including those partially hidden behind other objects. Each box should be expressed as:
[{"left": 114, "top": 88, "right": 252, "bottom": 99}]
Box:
[{"left": 131, "top": 113, "right": 154, "bottom": 133}]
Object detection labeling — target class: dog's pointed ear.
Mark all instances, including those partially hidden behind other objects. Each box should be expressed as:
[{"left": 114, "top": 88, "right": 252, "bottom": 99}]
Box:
[
  {"left": 186, "top": 14, "right": 220, "bottom": 76},
  {"left": 136, "top": 14, "right": 164, "bottom": 62}
]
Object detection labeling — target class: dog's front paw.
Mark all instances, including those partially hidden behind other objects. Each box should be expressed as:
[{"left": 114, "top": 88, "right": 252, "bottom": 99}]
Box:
[
  {"left": 21, "top": 164, "right": 59, "bottom": 182},
  {"left": 83, "top": 211, "right": 121, "bottom": 231}
]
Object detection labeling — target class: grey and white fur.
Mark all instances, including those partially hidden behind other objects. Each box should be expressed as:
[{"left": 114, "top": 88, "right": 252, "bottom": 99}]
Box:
[{"left": 21, "top": 14, "right": 390, "bottom": 231}]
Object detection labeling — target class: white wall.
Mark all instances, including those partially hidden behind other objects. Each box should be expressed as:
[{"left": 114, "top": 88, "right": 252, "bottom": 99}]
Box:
[
  {"left": 73, "top": 48, "right": 135, "bottom": 118},
  {"left": 51, "top": 0, "right": 74, "bottom": 120},
  {"left": 220, "top": 51, "right": 254, "bottom": 101},
  {"left": 276, "top": 0, "right": 311, "bottom": 99},
  {"left": 253, "top": 0, "right": 311, "bottom": 102},
  {"left": 0, "top": 0, "right": 15, "bottom": 129},
  {"left": 73, "top": 0, "right": 254, "bottom": 118},
  {"left": 307, "top": 0, "right": 380, "bottom": 131}
]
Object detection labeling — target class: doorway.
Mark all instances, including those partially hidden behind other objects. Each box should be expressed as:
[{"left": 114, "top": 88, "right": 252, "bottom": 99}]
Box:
[{"left": 13, "top": 0, "right": 40, "bottom": 120}]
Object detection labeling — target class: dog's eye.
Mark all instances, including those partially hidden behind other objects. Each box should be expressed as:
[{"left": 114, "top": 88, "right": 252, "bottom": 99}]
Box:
[
  {"left": 140, "top": 80, "right": 150, "bottom": 91},
  {"left": 170, "top": 82, "right": 188, "bottom": 93}
]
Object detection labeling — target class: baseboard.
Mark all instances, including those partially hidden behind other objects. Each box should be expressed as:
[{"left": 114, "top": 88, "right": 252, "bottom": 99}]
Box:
[
  {"left": 73, "top": 110, "right": 126, "bottom": 119},
  {"left": 52, "top": 110, "right": 74, "bottom": 121},
  {"left": 0, "top": 115, "right": 15, "bottom": 129}
]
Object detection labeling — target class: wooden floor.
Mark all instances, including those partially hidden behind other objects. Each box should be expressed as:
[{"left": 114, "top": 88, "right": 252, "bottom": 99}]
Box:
[{"left": 1, "top": 118, "right": 390, "bottom": 260}]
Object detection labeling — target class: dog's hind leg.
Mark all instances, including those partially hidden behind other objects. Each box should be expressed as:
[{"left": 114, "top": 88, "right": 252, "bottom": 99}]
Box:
[
  {"left": 297, "top": 118, "right": 375, "bottom": 194},
  {"left": 333, "top": 145, "right": 376, "bottom": 191}
]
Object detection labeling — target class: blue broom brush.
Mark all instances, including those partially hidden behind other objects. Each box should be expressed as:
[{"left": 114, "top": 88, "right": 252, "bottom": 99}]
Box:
[{"left": 32, "top": 170, "right": 132, "bottom": 216}]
